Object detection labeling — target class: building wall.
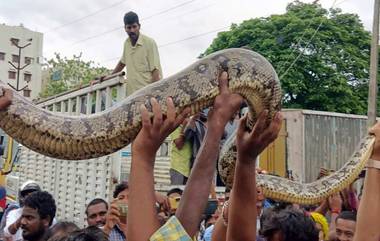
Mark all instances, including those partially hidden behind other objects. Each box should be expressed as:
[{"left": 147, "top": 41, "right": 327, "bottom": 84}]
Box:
[
  {"left": 283, "top": 109, "right": 369, "bottom": 183},
  {"left": 282, "top": 110, "right": 305, "bottom": 182},
  {"left": 0, "top": 24, "right": 43, "bottom": 99},
  {"left": 303, "top": 110, "right": 368, "bottom": 183}
]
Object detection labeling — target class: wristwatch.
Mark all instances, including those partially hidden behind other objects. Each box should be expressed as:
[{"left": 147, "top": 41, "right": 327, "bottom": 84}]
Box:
[{"left": 366, "top": 159, "right": 380, "bottom": 169}]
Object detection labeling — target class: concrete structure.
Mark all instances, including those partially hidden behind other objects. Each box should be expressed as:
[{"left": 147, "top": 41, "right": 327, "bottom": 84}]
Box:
[{"left": 0, "top": 24, "right": 43, "bottom": 99}]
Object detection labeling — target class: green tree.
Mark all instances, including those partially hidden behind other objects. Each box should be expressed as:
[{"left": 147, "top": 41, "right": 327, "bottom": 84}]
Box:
[
  {"left": 203, "top": 1, "right": 379, "bottom": 115},
  {"left": 40, "top": 53, "right": 110, "bottom": 98}
]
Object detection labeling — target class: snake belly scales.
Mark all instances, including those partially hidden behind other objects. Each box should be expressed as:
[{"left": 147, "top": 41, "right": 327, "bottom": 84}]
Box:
[{"left": 0, "top": 48, "right": 374, "bottom": 205}]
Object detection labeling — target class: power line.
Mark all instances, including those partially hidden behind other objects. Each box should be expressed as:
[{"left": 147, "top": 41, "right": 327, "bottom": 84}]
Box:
[
  {"left": 100, "top": 25, "right": 229, "bottom": 64},
  {"left": 140, "top": 0, "right": 197, "bottom": 22},
  {"left": 61, "top": 0, "right": 197, "bottom": 48},
  {"left": 279, "top": 21, "right": 324, "bottom": 79},
  {"left": 77, "top": 1, "right": 217, "bottom": 51},
  {"left": 279, "top": 0, "right": 339, "bottom": 79},
  {"left": 159, "top": 26, "right": 228, "bottom": 48},
  {"left": 143, "top": 1, "right": 218, "bottom": 28},
  {"left": 45, "top": 0, "right": 126, "bottom": 33}
]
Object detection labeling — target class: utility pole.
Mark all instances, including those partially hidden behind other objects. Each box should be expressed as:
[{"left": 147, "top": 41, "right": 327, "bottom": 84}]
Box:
[
  {"left": 367, "top": 0, "right": 380, "bottom": 127},
  {"left": 8, "top": 39, "right": 32, "bottom": 92}
]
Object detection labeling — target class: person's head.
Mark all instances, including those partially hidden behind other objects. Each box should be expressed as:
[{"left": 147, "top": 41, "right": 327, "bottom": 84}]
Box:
[
  {"left": 310, "top": 212, "right": 329, "bottom": 241},
  {"left": 335, "top": 211, "right": 357, "bottom": 241},
  {"left": 57, "top": 226, "right": 108, "bottom": 241},
  {"left": 256, "top": 186, "right": 265, "bottom": 215},
  {"left": 19, "top": 181, "right": 41, "bottom": 206},
  {"left": 85, "top": 198, "right": 108, "bottom": 227},
  {"left": 261, "top": 208, "right": 319, "bottom": 241},
  {"left": 113, "top": 181, "right": 129, "bottom": 203},
  {"left": 46, "top": 222, "right": 79, "bottom": 241},
  {"left": 167, "top": 188, "right": 183, "bottom": 199},
  {"left": 167, "top": 188, "right": 182, "bottom": 215},
  {"left": 123, "top": 11, "right": 140, "bottom": 41},
  {"left": 21, "top": 191, "right": 56, "bottom": 241}
]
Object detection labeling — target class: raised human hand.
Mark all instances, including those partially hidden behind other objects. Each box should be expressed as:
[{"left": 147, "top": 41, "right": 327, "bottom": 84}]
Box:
[
  {"left": 0, "top": 88, "right": 12, "bottom": 110},
  {"left": 132, "top": 97, "right": 190, "bottom": 160},
  {"left": 236, "top": 110, "right": 283, "bottom": 163}
]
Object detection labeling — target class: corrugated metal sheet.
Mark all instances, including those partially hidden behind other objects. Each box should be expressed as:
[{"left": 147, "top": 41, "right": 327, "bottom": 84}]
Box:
[{"left": 303, "top": 112, "right": 368, "bottom": 182}]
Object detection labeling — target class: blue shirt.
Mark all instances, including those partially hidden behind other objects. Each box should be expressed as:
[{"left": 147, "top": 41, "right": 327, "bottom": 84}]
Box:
[
  {"left": 109, "top": 225, "right": 126, "bottom": 241},
  {"left": 203, "top": 225, "right": 214, "bottom": 241}
]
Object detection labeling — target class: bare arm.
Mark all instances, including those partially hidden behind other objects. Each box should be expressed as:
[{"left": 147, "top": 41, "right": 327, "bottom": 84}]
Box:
[
  {"left": 152, "top": 69, "right": 160, "bottom": 82},
  {"left": 314, "top": 199, "right": 329, "bottom": 215},
  {"left": 354, "top": 122, "right": 380, "bottom": 241},
  {"left": 328, "top": 213, "right": 339, "bottom": 240},
  {"left": 227, "top": 112, "right": 282, "bottom": 241},
  {"left": 176, "top": 72, "right": 243, "bottom": 237},
  {"left": 327, "top": 193, "right": 342, "bottom": 241},
  {"left": 112, "top": 61, "right": 126, "bottom": 74},
  {"left": 128, "top": 97, "right": 189, "bottom": 241},
  {"left": 212, "top": 218, "right": 227, "bottom": 241},
  {"left": 0, "top": 88, "right": 12, "bottom": 110},
  {"left": 176, "top": 122, "right": 225, "bottom": 237}
]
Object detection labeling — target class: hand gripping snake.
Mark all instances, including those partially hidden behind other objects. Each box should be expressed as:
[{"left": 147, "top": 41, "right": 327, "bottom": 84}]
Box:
[{"left": 0, "top": 48, "right": 374, "bottom": 205}]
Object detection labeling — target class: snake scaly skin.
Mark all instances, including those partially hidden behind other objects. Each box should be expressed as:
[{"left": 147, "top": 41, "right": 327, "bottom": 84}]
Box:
[{"left": 0, "top": 48, "right": 374, "bottom": 204}]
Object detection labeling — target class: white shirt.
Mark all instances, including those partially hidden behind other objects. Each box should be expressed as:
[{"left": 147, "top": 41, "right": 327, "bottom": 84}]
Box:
[
  {"left": 4, "top": 207, "right": 57, "bottom": 241},
  {"left": 4, "top": 208, "right": 23, "bottom": 241}
]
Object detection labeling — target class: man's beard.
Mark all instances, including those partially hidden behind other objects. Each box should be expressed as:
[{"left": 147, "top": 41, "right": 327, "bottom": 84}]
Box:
[
  {"left": 22, "top": 224, "right": 46, "bottom": 241},
  {"left": 128, "top": 32, "right": 138, "bottom": 41}
]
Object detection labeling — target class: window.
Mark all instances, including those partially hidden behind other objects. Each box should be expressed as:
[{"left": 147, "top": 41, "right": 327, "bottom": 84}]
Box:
[
  {"left": 8, "top": 71, "right": 16, "bottom": 79},
  {"left": 25, "top": 57, "right": 33, "bottom": 65},
  {"left": 23, "top": 88, "right": 31, "bottom": 97},
  {"left": 10, "top": 38, "right": 19, "bottom": 46},
  {"left": 24, "top": 73, "right": 32, "bottom": 82},
  {"left": 12, "top": 54, "right": 19, "bottom": 63},
  {"left": 80, "top": 95, "right": 87, "bottom": 114},
  {"left": 0, "top": 52, "right": 5, "bottom": 61},
  {"left": 55, "top": 103, "right": 61, "bottom": 112},
  {"left": 64, "top": 100, "right": 69, "bottom": 112}
]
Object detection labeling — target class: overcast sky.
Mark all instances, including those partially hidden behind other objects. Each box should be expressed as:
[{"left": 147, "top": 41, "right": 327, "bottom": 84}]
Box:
[{"left": 0, "top": 0, "right": 375, "bottom": 77}]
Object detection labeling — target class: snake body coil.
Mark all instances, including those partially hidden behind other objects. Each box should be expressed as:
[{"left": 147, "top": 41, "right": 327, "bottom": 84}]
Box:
[{"left": 0, "top": 48, "right": 373, "bottom": 204}]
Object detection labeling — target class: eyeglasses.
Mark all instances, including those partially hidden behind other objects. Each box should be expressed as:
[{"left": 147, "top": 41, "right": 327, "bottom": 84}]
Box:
[{"left": 126, "top": 24, "right": 139, "bottom": 30}]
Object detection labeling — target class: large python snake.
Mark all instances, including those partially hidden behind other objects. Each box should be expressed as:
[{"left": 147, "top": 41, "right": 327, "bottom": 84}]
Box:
[{"left": 0, "top": 48, "right": 374, "bottom": 204}]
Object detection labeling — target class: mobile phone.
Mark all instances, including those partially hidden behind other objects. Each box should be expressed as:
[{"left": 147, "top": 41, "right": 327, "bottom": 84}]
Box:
[{"left": 117, "top": 201, "right": 128, "bottom": 223}]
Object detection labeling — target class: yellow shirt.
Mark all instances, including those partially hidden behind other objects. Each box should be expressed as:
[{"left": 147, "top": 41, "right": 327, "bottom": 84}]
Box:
[
  {"left": 150, "top": 216, "right": 192, "bottom": 241},
  {"left": 120, "top": 34, "right": 163, "bottom": 96},
  {"left": 170, "top": 128, "right": 191, "bottom": 177}
]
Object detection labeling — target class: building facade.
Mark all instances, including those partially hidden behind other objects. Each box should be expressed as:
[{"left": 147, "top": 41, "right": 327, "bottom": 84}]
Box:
[{"left": 0, "top": 24, "right": 43, "bottom": 99}]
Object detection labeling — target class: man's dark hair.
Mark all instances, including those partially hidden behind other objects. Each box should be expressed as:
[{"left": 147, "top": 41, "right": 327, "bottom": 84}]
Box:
[
  {"left": 336, "top": 211, "right": 357, "bottom": 223},
  {"left": 124, "top": 11, "right": 139, "bottom": 25},
  {"left": 24, "top": 191, "right": 56, "bottom": 225},
  {"left": 55, "top": 227, "right": 108, "bottom": 241},
  {"left": 167, "top": 188, "right": 183, "bottom": 197},
  {"left": 113, "top": 181, "right": 129, "bottom": 198},
  {"left": 261, "top": 208, "right": 319, "bottom": 241},
  {"left": 46, "top": 222, "right": 79, "bottom": 241},
  {"left": 85, "top": 198, "right": 108, "bottom": 216}
]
